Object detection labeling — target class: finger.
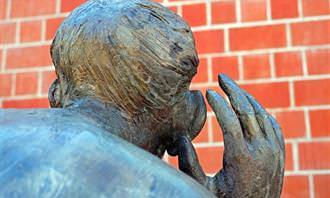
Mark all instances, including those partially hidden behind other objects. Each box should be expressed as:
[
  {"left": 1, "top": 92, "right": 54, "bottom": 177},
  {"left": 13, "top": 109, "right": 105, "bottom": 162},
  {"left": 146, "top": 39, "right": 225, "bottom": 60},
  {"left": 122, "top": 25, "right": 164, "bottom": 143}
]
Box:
[
  {"left": 268, "top": 158, "right": 285, "bottom": 198},
  {"left": 268, "top": 122, "right": 285, "bottom": 198},
  {"left": 177, "top": 136, "right": 206, "bottom": 185},
  {"left": 218, "top": 74, "right": 262, "bottom": 140},
  {"left": 269, "top": 116, "right": 285, "bottom": 151},
  {"left": 245, "top": 93, "right": 278, "bottom": 147},
  {"left": 244, "top": 94, "right": 285, "bottom": 197},
  {"left": 245, "top": 93, "right": 285, "bottom": 197},
  {"left": 206, "top": 90, "right": 246, "bottom": 153}
]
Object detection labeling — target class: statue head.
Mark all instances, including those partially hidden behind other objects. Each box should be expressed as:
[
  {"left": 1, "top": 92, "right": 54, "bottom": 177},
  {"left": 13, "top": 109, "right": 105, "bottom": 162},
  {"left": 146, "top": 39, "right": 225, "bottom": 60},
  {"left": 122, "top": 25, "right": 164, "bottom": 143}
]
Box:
[{"left": 49, "top": 0, "right": 206, "bottom": 156}]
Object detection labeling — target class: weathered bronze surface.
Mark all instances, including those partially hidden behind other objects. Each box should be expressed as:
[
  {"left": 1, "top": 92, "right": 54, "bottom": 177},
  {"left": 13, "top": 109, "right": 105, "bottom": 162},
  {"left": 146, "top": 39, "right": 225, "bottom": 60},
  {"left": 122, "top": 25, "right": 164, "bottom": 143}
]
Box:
[{"left": 0, "top": 0, "right": 285, "bottom": 197}]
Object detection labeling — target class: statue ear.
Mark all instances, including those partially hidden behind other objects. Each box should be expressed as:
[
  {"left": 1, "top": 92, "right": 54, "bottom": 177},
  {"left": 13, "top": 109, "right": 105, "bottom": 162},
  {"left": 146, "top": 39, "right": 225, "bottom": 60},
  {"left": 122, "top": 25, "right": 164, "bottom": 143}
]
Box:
[
  {"left": 188, "top": 90, "right": 207, "bottom": 140},
  {"left": 48, "top": 79, "right": 62, "bottom": 108},
  {"left": 171, "top": 91, "right": 207, "bottom": 141},
  {"left": 167, "top": 90, "right": 206, "bottom": 156}
]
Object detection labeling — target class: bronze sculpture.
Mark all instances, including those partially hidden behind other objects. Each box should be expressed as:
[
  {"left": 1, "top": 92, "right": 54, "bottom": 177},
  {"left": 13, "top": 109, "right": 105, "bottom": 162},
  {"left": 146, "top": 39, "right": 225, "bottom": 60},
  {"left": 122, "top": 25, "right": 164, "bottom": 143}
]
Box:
[{"left": 0, "top": 0, "right": 285, "bottom": 197}]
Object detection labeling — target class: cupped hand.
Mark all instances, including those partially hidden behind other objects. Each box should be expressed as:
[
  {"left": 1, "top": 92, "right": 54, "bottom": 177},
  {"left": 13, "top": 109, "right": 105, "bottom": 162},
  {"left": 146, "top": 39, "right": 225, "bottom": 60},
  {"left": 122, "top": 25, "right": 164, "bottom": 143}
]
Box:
[{"left": 176, "top": 74, "right": 285, "bottom": 198}]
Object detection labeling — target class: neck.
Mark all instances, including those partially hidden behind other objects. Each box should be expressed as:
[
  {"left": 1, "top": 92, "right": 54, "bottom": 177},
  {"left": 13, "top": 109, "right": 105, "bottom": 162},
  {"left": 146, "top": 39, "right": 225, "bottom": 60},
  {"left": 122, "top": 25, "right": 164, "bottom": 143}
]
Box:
[{"left": 64, "top": 97, "right": 170, "bottom": 158}]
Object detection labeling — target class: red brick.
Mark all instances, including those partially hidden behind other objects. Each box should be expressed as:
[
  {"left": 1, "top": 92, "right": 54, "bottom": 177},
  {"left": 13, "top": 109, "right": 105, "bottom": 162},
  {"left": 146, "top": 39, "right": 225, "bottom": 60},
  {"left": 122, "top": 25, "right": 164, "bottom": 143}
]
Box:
[
  {"left": 46, "top": 17, "right": 65, "bottom": 40},
  {"left": 10, "top": 0, "right": 56, "bottom": 18},
  {"left": 314, "top": 175, "right": 330, "bottom": 198},
  {"left": 192, "top": 58, "right": 208, "bottom": 84},
  {"left": 211, "top": 56, "right": 239, "bottom": 81},
  {"left": 0, "top": 23, "right": 16, "bottom": 44},
  {"left": 211, "top": 1, "right": 236, "bottom": 24},
  {"left": 294, "top": 79, "right": 330, "bottom": 106},
  {"left": 15, "top": 72, "right": 38, "bottom": 95},
  {"left": 274, "top": 51, "right": 303, "bottom": 77},
  {"left": 302, "top": 0, "right": 330, "bottom": 16},
  {"left": 0, "top": 0, "right": 6, "bottom": 19},
  {"left": 229, "top": 25, "right": 286, "bottom": 51},
  {"left": 20, "top": 20, "right": 42, "bottom": 43},
  {"left": 211, "top": 115, "right": 223, "bottom": 142},
  {"left": 41, "top": 71, "right": 56, "bottom": 94},
  {"left": 285, "top": 143, "right": 294, "bottom": 171},
  {"left": 307, "top": 49, "right": 330, "bottom": 75},
  {"left": 241, "top": 82, "right": 290, "bottom": 108},
  {"left": 310, "top": 109, "right": 330, "bottom": 138},
  {"left": 196, "top": 146, "right": 223, "bottom": 174},
  {"left": 6, "top": 46, "right": 52, "bottom": 69},
  {"left": 182, "top": 3, "right": 206, "bottom": 27},
  {"left": 276, "top": 110, "right": 306, "bottom": 139},
  {"left": 291, "top": 20, "right": 330, "bottom": 46},
  {"left": 193, "top": 119, "right": 209, "bottom": 143},
  {"left": 0, "top": 74, "right": 12, "bottom": 97},
  {"left": 167, "top": 155, "right": 178, "bottom": 169},
  {"left": 271, "top": 0, "right": 299, "bottom": 19},
  {"left": 61, "top": 0, "right": 86, "bottom": 12},
  {"left": 243, "top": 54, "right": 271, "bottom": 79},
  {"left": 167, "top": 6, "right": 178, "bottom": 14},
  {"left": 3, "top": 98, "right": 49, "bottom": 108},
  {"left": 299, "top": 142, "right": 330, "bottom": 170},
  {"left": 194, "top": 30, "right": 224, "bottom": 54},
  {"left": 241, "top": 0, "right": 267, "bottom": 22},
  {"left": 282, "top": 176, "right": 309, "bottom": 198},
  {"left": 167, "top": 145, "right": 224, "bottom": 174}
]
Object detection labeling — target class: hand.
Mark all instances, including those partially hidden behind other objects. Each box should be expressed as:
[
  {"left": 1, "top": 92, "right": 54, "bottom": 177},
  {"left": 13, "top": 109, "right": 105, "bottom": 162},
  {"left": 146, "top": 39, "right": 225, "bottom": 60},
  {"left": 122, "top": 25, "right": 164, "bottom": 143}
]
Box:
[{"left": 175, "top": 74, "right": 285, "bottom": 198}]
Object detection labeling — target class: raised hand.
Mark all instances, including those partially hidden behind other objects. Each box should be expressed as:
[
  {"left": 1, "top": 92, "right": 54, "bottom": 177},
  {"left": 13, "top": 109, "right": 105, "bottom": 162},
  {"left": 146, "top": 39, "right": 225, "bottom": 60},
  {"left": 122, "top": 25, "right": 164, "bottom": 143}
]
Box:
[{"left": 176, "top": 74, "right": 285, "bottom": 198}]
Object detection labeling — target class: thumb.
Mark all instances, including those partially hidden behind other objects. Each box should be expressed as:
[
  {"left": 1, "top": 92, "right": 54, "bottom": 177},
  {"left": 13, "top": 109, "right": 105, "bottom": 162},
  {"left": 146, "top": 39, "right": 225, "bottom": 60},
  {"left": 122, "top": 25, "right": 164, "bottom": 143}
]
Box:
[{"left": 177, "top": 136, "right": 207, "bottom": 185}]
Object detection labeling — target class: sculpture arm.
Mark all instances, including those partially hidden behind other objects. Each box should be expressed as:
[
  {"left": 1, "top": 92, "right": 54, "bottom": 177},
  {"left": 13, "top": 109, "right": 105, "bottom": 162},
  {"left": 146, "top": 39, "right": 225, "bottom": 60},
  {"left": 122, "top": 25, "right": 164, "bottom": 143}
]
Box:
[{"left": 176, "top": 74, "right": 285, "bottom": 198}]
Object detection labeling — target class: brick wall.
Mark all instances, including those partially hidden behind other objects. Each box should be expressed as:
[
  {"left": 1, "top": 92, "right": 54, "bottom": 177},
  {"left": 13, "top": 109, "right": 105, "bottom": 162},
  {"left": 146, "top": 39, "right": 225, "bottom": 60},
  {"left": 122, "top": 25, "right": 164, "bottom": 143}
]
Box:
[{"left": 0, "top": 0, "right": 329, "bottom": 197}]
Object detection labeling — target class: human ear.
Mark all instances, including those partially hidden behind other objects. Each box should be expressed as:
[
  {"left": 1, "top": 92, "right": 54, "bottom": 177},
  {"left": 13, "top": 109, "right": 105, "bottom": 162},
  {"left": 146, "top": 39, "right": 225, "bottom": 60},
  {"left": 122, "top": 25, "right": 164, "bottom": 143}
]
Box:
[
  {"left": 169, "top": 90, "right": 206, "bottom": 154},
  {"left": 188, "top": 90, "right": 207, "bottom": 139},
  {"left": 48, "top": 78, "right": 62, "bottom": 108}
]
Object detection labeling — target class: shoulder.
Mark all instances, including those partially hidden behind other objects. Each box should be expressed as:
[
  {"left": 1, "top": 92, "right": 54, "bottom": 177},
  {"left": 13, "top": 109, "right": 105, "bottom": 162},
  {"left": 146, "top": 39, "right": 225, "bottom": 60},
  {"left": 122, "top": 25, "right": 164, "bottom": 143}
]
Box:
[{"left": 0, "top": 109, "right": 213, "bottom": 198}]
